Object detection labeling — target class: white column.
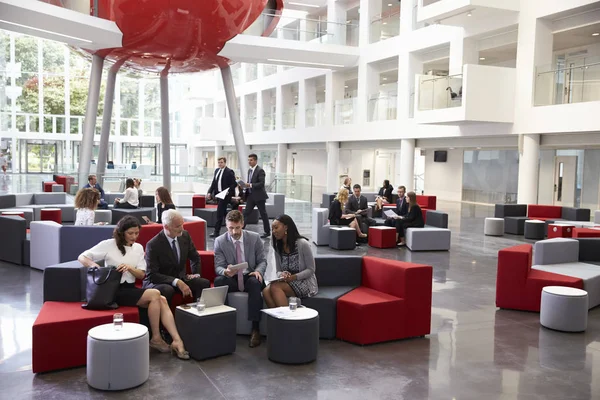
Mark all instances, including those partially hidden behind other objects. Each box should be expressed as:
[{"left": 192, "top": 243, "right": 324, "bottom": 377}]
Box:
[
  {"left": 325, "top": 71, "right": 345, "bottom": 125},
  {"left": 215, "top": 144, "right": 223, "bottom": 165},
  {"left": 297, "top": 80, "right": 307, "bottom": 129},
  {"left": 400, "top": 0, "right": 415, "bottom": 34},
  {"left": 327, "top": 0, "right": 347, "bottom": 45},
  {"left": 359, "top": 0, "right": 381, "bottom": 46},
  {"left": 517, "top": 134, "right": 540, "bottom": 204},
  {"left": 326, "top": 141, "right": 340, "bottom": 192},
  {"left": 357, "top": 61, "right": 379, "bottom": 122},
  {"left": 276, "top": 143, "right": 288, "bottom": 174},
  {"left": 275, "top": 86, "right": 283, "bottom": 131},
  {"left": 398, "top": 53, "right": 422, "bottom": 119},
  {"left": 399, "top": 139, "right": 415, "bottom": 191}
]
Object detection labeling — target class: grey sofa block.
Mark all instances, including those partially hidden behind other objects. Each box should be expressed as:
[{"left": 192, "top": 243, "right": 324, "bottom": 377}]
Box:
[
  {"left": 0, "top": 216, "right": 26, "bottom": 265},
  {"left": 406, "top": 227, "right": 451, "bottom": 251},
  {"left": 577, "top": 238, "right": 600, "bottom": 263},
  {"left": 302, "top": 287, "right": 355, "bottom": 339},
  {"left": 30, "top": 221, "right": 62, "bottom": 270},
  {"left": 329, "top": 227, "right": 356, "bottom": 250},
  {"left": 495, "top": 204, "right": 527, "bottom": 218},
  {"left": 43, "top": 261, "right": 86, "bottom": 302},
  {"left": 505, "top": 216, "right": 528, "bottom": 235},
  {"left": 59, "top": 225, "right": 115, "bottom": 263},
  {"left": 0, "top": 194, "right": 16, "bottom": 209},
  {"left": 51, "top": 184, "right": 64, "bottom": 192},
  {"left": 104, "top": 193, "right": 121, "bottom": 204},
  {"left": 111, "top": 207, "right": 154, "bottom": 225},
  {"left": 23, "top": 238, "right": 30, "bottom": 266},
  {"left": 425, "top": 210, "right": 448, "bottom": 229},
  {"left": 15, "top": 193, "right": 34, "bottom": 207},
  {"left": 595, "top": 210, "right": 600, "bottom": 224},
  {"left": 361, "top": 192, "right": 378, "bottom": 202},
  {"left": 0, "top": 208, "right": 33, "bottom": 228},
  {"left": 265, "top": 193, "right": 285, "bottom": 218},
  {"left": 312, "top": 208, "right": 330, "bottom": 246},
  {"left": 533, "top": 238, "right": 579, "bottom": 265},
  {"left": 33, "top": 193, "right": 67, "bottom": 205},
  {"left": 194, "top": 208, "right": 218, "bottom": 227},
  {"left": 314, "top": 255, "right": 363, "bottom": 287},
  {"left": 139, "top": 195, "right": 155, "bottom": 208},
  {"left": 562, "top": 207, "right": 591, "bottom": 222},
  {"left": 320, "top": 193, "right": 336, "bottom": 209},
  {"left": 226, "top": 292, "right": 267, "bottom": 335}
]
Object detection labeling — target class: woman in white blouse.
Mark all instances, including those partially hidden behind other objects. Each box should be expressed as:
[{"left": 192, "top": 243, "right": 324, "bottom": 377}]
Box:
[
  {"left": 114, "top": 178, "right": 139, "bottom": 209},
  {"left": 78, "top": 215, "right": 189, "bottom": 359},
  {"left": 74, "top": 188, "right": 99, "bottom": 226}
]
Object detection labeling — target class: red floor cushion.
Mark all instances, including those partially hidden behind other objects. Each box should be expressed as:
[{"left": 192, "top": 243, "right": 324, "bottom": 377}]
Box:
[
  {"left": 32, "top": 302, "right": 139, "bottom": 373},
  {"left": 572, "top": 228, "right": 600, "bottom": 238},
  {"left": 337, "top": 287, "right": 405, "bottom": 345}
]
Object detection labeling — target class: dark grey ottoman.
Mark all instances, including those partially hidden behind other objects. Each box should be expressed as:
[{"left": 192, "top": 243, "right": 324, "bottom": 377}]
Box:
[
  {"left": 175, "top": 305, "right": 236, "bottom": 360},
  {"left": 329, "top": 227, "right": 356, "bottom": 250},
  {"left": 504, "top": 216, "right": 528, "bottom": 235},
  {"left": 266, "top": 308, "right": 319, "bottom": 364},
  {"left": 111, "top": 208, "right": 154, "bottom": 225},
  {"left": 524, "top": 220, "right": 545, "bottom": 240},
  {"left": 194, "top": 208, "right": 218, "bottom": 227}
]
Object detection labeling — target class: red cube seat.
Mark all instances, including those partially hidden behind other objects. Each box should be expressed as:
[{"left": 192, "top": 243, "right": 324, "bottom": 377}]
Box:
[
  {"left": 572, "top": 228, "right": 600, "bottom": 238},
  {"left": 547, "top": 224, "right": 574, "bottom": 238},
  {"left": 192, "top": 195, "right": 206, "bottom": 215},
  {"left": 43, "top": 181, "right": 57, "bottom": 192},
  {"left": 32, "top": 302, "right": 139, "bottom": 373},
  {"left": 40, "top": 208, "right": 62, "bottom": 224},
  {"left": 54, "top": 176, "right": 67, "bottom": 192},
  {"left": 368, "top": 226, "right": 396, "bottom": 248}
]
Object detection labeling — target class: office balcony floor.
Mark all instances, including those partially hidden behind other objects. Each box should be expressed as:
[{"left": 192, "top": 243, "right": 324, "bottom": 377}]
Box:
[{"left": 1, "top": 174, "right": 600, "bottom": 399}]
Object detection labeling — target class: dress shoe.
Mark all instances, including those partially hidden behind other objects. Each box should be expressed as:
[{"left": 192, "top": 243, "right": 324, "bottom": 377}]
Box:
[
  {"left": 249, "top": 329, "right": 261, "bottom": 347},
  {"left": 260, "top": 233, "right": 271, "bottom": 239}
]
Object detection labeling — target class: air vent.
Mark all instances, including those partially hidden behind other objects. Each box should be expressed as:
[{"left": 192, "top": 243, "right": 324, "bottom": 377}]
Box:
[{"left": 567, "top": 50, "right": 588, "bottom": 57}]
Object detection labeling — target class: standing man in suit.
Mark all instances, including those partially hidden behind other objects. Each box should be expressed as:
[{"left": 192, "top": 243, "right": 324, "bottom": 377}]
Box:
[
  {"left": 83, "top": 174, "right": 108, "bottom": 209},
  {"left": 242, "top": 153, "right": 270, "bottom": 238},
  {"left": 143, "top": 209, "right": 210, "bottom": 304},
  {"left": 214, "top": 210, "right": 267, "bottom": 347},
  {"left": 345, "top": 184, "right": 376, "bottom": 235},
  {"left": 207, "top": 157, "right": 237, "bottom": 238}
]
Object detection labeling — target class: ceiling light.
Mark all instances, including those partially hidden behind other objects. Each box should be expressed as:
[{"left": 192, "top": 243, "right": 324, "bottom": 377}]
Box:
[
  {"left": 383, "top": 22, "right": 387, "bottom": 25},
  {"left": 467, "top": 12, "right": 472, "bottom": 17},
  {"left": 388, "top": 3, "right": 393, "bottom": 6},
  {"left": 345, "top": 85, "right": 349, "bottom": 88},
  {"left": 479, "top": 57, "right": 485, "bottom": 60},
  {"left": 0, "top": 19, "right": 92, "bottom": 43},
  {"left": 267, "top": 59, "right": 345, "bottom": 68},
  {"left": 288, "top": 2, "right": 320, "bottom": 8},
  {"left": 383, "top": 77, "right": 388, "bottom": 81},
  {"left": 593, "top": 33, "right": 600, "bottom": 36}
]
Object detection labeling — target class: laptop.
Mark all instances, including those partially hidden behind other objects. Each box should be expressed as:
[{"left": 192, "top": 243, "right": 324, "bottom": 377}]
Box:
[{"left": 199, "top": 286, "right": 228, "bottom": 308}]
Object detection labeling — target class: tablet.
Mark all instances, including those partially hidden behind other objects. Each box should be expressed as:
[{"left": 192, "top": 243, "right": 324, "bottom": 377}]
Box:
[{"left": 229, "top": 262, "right": 248, "bottom": 272}]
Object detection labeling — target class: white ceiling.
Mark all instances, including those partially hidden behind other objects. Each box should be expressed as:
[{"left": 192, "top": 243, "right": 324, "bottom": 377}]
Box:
[
  {"left": 478, "top": 43, "right": 517, "bottom": 65},
  {"left": 553, "top": 22, "right": 600, "bottom": 51}
]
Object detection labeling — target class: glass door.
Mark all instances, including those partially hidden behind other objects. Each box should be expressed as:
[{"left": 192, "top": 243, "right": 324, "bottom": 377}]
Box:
[{"left": 25, "top": 141, "right": 57, "bottom": 173}]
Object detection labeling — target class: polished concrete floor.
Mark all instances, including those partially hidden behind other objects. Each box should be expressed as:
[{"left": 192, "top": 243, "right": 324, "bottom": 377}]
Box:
[{"left": 2, "top": 174, "right": 600, "bottom": 399}]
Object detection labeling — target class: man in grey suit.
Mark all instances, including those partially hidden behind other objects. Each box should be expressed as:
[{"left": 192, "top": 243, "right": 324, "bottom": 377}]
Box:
[
  {"left": 213, "top": 210, "right": 267, "bottom": 347},
  {"left": 241, "top": 153, "right": 270, "bottom": 238}
]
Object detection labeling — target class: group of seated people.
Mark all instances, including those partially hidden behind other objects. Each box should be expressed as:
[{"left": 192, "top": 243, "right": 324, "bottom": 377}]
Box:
[
  {"left": 329, "top": 177, "right": 424, "bottom": 246},
  {"left": 82, "top": 174, "right": 143, "bottom": 211},
  {"left": 75, "top": 208, "right": 317, "bottom": 360}
]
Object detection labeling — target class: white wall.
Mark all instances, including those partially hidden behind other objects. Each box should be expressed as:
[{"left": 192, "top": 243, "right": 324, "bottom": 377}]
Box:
[
  {"left": 287, "top": 149, "right": 328, "bottom": 203},
  {"left": 538, "top": 149, "right": 556, "bottom": 205},
  {"left": 339, "top": 149, "right": 376, "bottom": 192},
  {"left": 424, "top": 148, "right": 463, "bottom": 201}
]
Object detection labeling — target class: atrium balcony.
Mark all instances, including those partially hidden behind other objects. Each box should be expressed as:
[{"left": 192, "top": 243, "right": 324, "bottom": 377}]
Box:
[
  {"left": 417, "top": 0, "right": 519, "bottom": 27},
  {"left": 414, "top": 64, "right": 515, "bottom": 125}
]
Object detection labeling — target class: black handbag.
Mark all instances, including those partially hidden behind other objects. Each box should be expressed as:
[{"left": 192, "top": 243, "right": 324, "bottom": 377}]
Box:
[{"left": 82, "top": 266, "right": 122, "bottom": 310}]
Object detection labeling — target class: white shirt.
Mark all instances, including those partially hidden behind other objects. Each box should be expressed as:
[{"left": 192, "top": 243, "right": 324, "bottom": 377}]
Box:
[
  {"left": 80, "top": 239, "right": 146, "bottom": 284},
  {"left": 164, "top": 230, "right": 182, "bottom": 286},
  {"left": 75, "top": 208, "right": 95, "bottom": 226},
  {"left": 119, "top": 187, "right": 139, "bottom": 207},
  {"left": 216, "top": 168, "right": 224, "bottom": 192},
  {"left": 247, "top": 165, "right": 257, "bottom": 182},
  {"left": 229, "top": 232, "right": 248, "bottom": 273}
]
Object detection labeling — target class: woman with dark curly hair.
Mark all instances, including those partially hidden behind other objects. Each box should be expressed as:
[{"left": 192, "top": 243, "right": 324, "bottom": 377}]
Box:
[{"left": 78, "top": 216, "right": 190, "bottom": 359}]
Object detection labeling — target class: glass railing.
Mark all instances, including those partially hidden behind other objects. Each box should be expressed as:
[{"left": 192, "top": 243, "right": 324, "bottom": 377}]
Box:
[
  {"left": 306, "top": 103, "right": 326, "bottom": 127},
  {"left": 534, "top": 58, "right": 600, "bottom": 106},
  {"left": 243, "top": 13, "right": 358, "bottom": 46},
  {"left": 265, "top": 173, "right": 313, "bottom": 203},
  {"left": 368, "top": 91, "right": 398, "bottom": 121},
  {"left": 418, "top": 74, "right": 463, "bottom": 111},
  {"left": 263, "top": 64, "right": 278, "bottom": 77},
  {"left": 370, "top": 7, "right": 401, "bottom": 43},
  {"left": 282, "top": 107, "right": 297, "bottom": 129},
  {"left": 461, "top": 189, "right": 518, "bottom": 205},
  {"left": 245, "top": 117, "right": 257, "bottom": 133},
  {"left": 334, "top": 98, "right": 356, "bottom": 125},
  {"left": 246, "top": 64, "right": 257, "bottom": 82},
  {"left": 263, "top": 113, "right": 275, "bottom": 131}
]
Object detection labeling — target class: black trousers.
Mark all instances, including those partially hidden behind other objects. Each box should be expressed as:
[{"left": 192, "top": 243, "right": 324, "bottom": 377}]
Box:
[
  {"left": 243, "top": 197, "right": 270, "bottom": 234},
  {"left": 355, "top": 214, "right": 376, "bottom": 234},
  {"left": 152, "top": 277, "right": 210, "bottom": 304},
  {"left": 214, "top": 274, "right": 265, "bottom": 322},
  {"left": 114, "top": 202, "right": 137, "bottom": 209},
  {"left": 213, "top": 195, "right": 232, "bottom": 234}
]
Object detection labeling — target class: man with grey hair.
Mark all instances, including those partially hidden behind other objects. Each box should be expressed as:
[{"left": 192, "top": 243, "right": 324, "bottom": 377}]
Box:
[{"left": 143, "top": 209, "right": 210, "bottom": 304}]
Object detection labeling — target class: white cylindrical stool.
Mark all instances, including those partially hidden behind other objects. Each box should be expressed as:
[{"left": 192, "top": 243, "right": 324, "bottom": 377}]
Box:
[
  {"left": 540, "top": 286, "right": 588, "bottom": 332},
  {"left": 484, "top": 217, "right": 504, "bottom": 236},
  {"left": 87, "top": 323, "right": 149, "bottom": 391}
]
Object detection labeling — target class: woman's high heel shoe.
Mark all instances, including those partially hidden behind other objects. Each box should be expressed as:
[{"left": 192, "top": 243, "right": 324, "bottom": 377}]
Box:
[
  {"left": 359, "top": 233, "right": 367, "bottom": 238},
  {"left": 149, "top": 340, "right": 171, "bottom": 353},
  {"left": 171, "top": 345, "right": 190, "bottom": 360}
]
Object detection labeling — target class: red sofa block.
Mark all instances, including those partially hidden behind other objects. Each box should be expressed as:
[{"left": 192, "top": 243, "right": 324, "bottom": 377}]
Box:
[
  {"left": 336, "top": 256, "right": 432, "bottom": 345},
  {"left": 527, "top": 205, "right": 562, "bottom": 221},
  {"left": 192, "top": 195, "right": 206, "bottom": 209},
  {"left": 43, "top": 181, "right": 57, "bottom": 192},
  {"left": 368, "top": 226, "right": 396, "bottom": 248},
  {"left": 572, "top": 228, "right": 600, "bottom": 238},
  {"left": 199, "top": 250, "right": 216, "bottom": 283},
  {"left": 495, "top": 244, "right": 583, "bottom": 312},
  {"left": 136, "top": 219, "right": 206, "bottom": 251},
  {"left": 54, "top": 176, "right": 67, "bottom": 192},
  {"left": 416, "top": 195, "right": 436, "bottom": 211},
  {"left": 32, "top": 302, "right": 139, "bottom": 373}
]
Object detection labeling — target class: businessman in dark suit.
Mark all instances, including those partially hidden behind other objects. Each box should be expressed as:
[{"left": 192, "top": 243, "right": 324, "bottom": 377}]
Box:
[
  {"left": 345, "top": 184, "right": 376, "bottom": 234},
  {"left": 143, "top": 209, "right": 210, "bottom": 304},
  {"left": 207, "top": 157, "right": 237, "bottom": 237},
  {"left": 385, "top": 185, "right": 409, "bottom": 228},
  {"left": 241, "top": 153, "right": 270, "bottom": 238}
]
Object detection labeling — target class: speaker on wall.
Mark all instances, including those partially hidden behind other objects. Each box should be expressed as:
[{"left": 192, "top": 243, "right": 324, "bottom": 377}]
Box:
[{"left": 434, "top": 150, "right": 447, "bottom": 162}]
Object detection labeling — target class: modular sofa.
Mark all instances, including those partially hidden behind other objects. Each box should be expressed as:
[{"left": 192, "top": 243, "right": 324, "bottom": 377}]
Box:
[
  {"left": 405, "top": 210, "right": 451, "bottom": 251},
  {"left": 312, "top": 208, "right": 330, "bottom": 246},
  {"left": 0, "top": 215, "right": 27, "bottom": 265},
  {"left": 0, "top": 193, "right": 75, "bottom": 226}
]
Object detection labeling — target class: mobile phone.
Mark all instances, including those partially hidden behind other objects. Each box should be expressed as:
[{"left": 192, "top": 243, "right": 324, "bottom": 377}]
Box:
[
  {"left": 142, "top": 216, "right": 151, "bottom": 223},
  {"left": 181, "top": 304, "right": 191, "bottom": 309}
]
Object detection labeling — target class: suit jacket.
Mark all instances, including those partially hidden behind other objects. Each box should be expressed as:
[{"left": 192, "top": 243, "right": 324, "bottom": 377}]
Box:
[
  {"left": 395, "top": 196, "right": 409, "bottom": 217},
  {"left": 213, "top": 230, "right": 267, "bottom": 277},
  {"left": 207, "top": 166, "right": 236, "bottom": 198},
  {"left": 378, "top": 186, "right": 393, "bottom": 203},
  {"left": 344, "top": 194, "right": 368, "bottom": 217},
  {"left": 403, "top": 205, "right": 425, "bottom": 228},
  {"left": 245, "top": 165, "right": 269, "bottom": 202},
  {"left": 328, "top": 199, "right": 346, "bottom": 225},
  {"left": 83, "top": 183, "right": 105, "bottom": 201},
  {"left": 143, "top": 230, "right": 201, "bottom": 287}
]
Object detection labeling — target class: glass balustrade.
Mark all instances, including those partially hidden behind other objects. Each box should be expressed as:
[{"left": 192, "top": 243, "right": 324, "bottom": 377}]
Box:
[
  {"left": 370, "top": 8, "right": 401, "bottom": 43},
  {"left": 263, "top": 113, "right": 275, "bottom": 131},
  {"left": 535, "top": 58, "right": 600, "bottom": 106},
  {"left": 263, "top": 64, "right": 278, "bottom": 77},
  {"left": 334, "top": 98, "right": 356, "bottom": 125},
  {"left": 282, "top": 107, "right": 297, "bottom": 129},
  {"left": 306, "top": 103, "right": 326, "bottom": 127},
  {"left": 243, "top": 13, "right": 358, "bottom": 46},
  {"left": 245, "top": 116, "right": 257, "bottom": 132},
  {"left": 418, "top": 74, "right": 463, "bottom": 111},
  {"left": 368, "top": 91, "right": 398, "bottom": 121}
]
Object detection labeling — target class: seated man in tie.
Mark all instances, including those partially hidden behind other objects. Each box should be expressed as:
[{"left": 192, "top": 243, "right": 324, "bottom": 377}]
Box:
[
  {"left": 213, "top": 210, "right": 267, "bottom": 348},
  {"left": 143, "top": 209, "right": 210, "bottom": 304},
  {"left": 83, "top": 174, "right": 109, "bottom": 210},
  {"left": 345, "top": 184, "right": 376, "bottom": 235},
  {"left": 207, "top": 156, "right": 236, "bottom": 238},
  {"left": 384, "top": 185, "right": 409, "bottom": 241}
]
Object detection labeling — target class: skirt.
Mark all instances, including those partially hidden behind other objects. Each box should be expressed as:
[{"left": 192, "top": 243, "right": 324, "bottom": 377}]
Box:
[
  {"left": 332, "top": 218, "right": 352, "bottom": 226},
  {"left": 116, "top": 282, "right": 145, "bottom": 307}
]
